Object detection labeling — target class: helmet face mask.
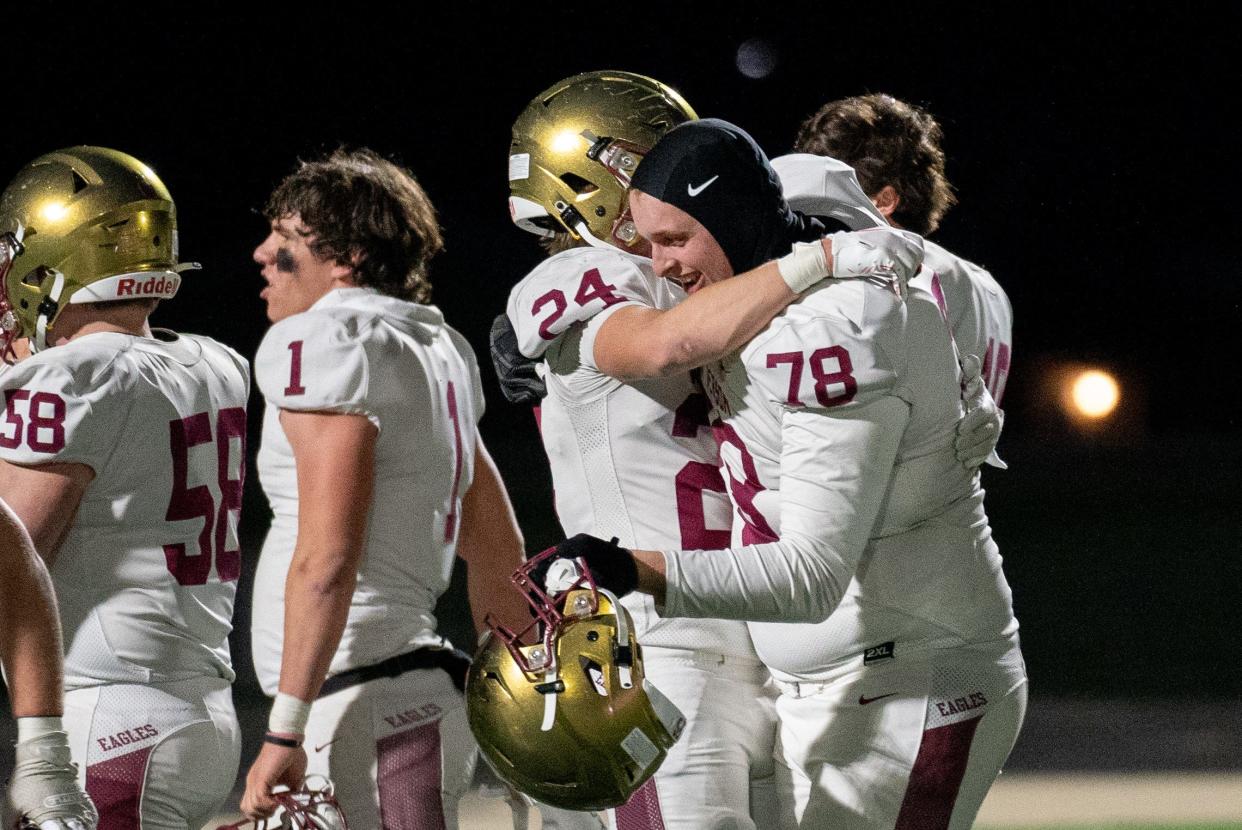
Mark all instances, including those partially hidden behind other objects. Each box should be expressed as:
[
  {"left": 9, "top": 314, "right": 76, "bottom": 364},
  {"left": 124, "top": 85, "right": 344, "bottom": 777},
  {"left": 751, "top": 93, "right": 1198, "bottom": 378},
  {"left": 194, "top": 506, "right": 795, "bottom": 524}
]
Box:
[
  {"left": 466, "top": 549, "right": 685, "bottom": 811},
  {"left": 0, "top": 147, "right": 193, "bottom": 353},
  {"left": 214, "top": 776, "right": 348, "bottom": 829},
  {"left": 509, "top": 71, "right": 697, "bottom": 254}
]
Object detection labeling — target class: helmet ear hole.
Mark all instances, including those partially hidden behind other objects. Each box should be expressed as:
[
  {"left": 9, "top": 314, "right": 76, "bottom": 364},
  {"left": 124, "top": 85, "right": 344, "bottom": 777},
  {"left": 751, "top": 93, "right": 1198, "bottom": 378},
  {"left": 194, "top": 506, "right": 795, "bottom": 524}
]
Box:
[
  {"left": 559, "top": 173, "right": 598, "bottom": 195},
  {"left": 70, "top": 169, "right": 89, "bottom": 193}
]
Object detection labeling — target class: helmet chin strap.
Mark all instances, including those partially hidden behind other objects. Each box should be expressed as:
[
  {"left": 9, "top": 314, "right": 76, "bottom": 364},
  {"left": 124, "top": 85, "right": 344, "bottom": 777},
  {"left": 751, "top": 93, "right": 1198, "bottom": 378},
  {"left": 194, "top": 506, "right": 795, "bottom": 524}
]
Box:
[
  {"left": 555, "top": 200, "right": 642, "bottom": 254},
  {"left": 540, "top": 665, "right": 560, "bottom": 732},
  {"left": 31, "top": 269, "right": 66, "bottom": 353},
  {"left": 599, "top": 589, "right": 634, "bottom": 690}
]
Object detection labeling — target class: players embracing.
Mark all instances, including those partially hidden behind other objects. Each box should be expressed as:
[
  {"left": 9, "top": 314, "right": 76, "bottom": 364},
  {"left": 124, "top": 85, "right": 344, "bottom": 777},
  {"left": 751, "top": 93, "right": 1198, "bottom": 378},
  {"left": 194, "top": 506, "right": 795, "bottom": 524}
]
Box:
[
  {"left": 484, "top": 72, "right": 942, "bottom": 830},
  {"left": 530, "top": 117, "right": 1025, "bottom": 830}
]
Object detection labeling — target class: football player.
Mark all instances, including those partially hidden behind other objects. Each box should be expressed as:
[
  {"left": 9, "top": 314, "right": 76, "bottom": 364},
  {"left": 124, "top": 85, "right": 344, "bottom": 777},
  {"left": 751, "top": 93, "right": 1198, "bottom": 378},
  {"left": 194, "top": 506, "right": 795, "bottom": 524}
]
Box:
[
  {"left": 0, "top": 496, "right": 97, "bottom": 829},
  {"left": 0, "top": 147, "right": 251, "bottom": 828},
  {"left": 538, "top": 120, "right": 1027, "bottom": 830},
  {"left": 498, "top": 72, "right": 928, "bottom": 830},
  {"left": 790, "top": 93, "right": 1013, "bottom": 405},
  {"left": 242, "top": 149, "right": 528, "bottom": 829}
]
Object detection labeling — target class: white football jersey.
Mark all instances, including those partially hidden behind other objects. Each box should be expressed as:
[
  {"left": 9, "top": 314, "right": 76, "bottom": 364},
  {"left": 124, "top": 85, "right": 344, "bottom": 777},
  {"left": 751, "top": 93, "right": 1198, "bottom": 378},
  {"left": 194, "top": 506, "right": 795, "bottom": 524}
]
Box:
[
  {"left": 507, "top": 247, "right": 753, "bottom": 658},
  {"left": 774, "top": 152, "right": 1013, "bottom": 403},
  {"left": 0, "top": 331, "right": 250, "bottom": 689},
  {"left": 664, "top": 275, "right": 1019, "bottom": 681},
  {"left": 923, "top": 239, "right": 1013, "bottom": 404},
  {"left": 251, "top": 287, "right": 484, "bottom": 695}
]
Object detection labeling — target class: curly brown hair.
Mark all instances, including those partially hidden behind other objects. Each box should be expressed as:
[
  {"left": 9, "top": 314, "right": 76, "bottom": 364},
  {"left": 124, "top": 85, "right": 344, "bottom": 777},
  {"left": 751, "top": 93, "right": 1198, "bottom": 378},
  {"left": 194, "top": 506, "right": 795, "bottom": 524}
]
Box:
[
  {"left": 794, "top": 94, "right": 956, "bottom": 235},
  {"left": 264, "top": 148, "right": 443, "bottom": 303}
]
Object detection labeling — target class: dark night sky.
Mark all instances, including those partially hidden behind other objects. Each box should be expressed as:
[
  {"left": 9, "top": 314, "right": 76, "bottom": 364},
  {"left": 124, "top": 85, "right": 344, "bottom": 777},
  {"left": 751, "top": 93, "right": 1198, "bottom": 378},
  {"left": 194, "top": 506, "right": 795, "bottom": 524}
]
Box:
[{"left": 3, "top": 4, "right": 1239, "bottom": 698}]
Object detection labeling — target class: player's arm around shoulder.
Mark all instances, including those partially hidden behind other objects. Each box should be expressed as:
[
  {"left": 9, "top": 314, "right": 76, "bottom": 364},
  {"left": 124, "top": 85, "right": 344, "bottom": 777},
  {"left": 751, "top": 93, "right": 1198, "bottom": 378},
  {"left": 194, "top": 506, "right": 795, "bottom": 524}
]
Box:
[{"left": 594, "top": 226, "right": 923, "bottom": 381}]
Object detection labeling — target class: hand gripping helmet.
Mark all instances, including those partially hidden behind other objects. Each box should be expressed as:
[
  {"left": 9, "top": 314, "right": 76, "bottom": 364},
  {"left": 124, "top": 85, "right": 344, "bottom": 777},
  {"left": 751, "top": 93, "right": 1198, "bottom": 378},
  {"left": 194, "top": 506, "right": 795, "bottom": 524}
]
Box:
[
  {"left": 508, "top": 70, "right": 697, "bottom": 251},
  {"left": 466, "top": 548, "right": 685, "bottom": 811},
  {"left": 214, "top": 776, "right": 348, "bottom": 829},
  {"left": 0, "top": 146, "right": 197, "bottom": 354}
]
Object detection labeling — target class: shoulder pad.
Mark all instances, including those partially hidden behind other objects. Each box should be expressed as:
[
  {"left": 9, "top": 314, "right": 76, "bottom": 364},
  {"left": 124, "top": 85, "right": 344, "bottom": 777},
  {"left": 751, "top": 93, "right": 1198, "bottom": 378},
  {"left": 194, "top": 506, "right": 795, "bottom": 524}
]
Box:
[
  {"left": 255, "top": 309, "right": 370, "bottom": 413},
  {"left": 507, "top": 248, "right": 662, "bottom": 358},
  {"left": 0, "top": 345, "right": 131, "bottom": 469},
  {"left": 744, "top": 285, "right": 902, "bottom": 413}
]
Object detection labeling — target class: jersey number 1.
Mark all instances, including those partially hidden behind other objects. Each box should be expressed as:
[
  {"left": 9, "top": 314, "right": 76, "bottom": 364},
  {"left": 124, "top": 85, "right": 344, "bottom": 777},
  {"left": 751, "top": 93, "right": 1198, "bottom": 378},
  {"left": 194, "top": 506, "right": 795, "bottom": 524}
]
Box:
[{"left": 164, "top": 408, "right": 247, "bottom": 585}]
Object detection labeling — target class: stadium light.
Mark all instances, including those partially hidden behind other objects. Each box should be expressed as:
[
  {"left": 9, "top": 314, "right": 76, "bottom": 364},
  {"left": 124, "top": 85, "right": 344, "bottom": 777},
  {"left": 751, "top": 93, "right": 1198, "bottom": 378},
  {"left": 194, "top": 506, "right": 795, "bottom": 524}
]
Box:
[{"left": 1068, "top": 369, "right": 1120, "bottom": 420}]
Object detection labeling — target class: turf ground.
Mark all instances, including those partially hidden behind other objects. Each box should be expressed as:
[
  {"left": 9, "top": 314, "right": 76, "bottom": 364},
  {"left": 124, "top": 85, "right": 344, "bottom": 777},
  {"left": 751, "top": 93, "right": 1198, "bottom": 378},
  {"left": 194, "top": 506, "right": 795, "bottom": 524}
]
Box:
[{"left": 210, "top": 772, "right": 1242, "bottom": 828}]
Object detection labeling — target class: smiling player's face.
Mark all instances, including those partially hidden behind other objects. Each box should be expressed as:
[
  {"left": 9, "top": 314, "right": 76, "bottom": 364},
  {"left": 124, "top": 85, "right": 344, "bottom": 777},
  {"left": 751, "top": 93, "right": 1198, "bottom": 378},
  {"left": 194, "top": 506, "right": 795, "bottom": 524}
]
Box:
[{"left": 629, "top": 190, "right": 734, "bottom": 294}]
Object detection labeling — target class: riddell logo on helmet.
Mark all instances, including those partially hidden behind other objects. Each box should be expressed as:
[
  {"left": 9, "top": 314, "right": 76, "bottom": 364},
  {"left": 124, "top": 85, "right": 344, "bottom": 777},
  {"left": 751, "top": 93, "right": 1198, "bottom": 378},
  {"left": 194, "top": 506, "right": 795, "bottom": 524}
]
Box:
[{"left": 116, "top": 275, "right": 176, "bottom": 297}]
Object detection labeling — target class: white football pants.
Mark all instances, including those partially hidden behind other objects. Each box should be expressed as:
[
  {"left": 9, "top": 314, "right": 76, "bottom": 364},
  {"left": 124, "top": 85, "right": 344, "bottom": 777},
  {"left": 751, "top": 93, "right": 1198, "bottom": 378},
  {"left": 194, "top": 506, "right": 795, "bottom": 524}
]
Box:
[
  {"left": 772, "top": 640, "right": 1027, "bottom": 830},
  {"left": 595, "top": 645, "right": 778, "bottom": 830},
  {"left": 64, "top": 676, "right": 239, "bottom": 829},
  {"left": 302, "top": 666, "right": 475, "bottom": 830}
]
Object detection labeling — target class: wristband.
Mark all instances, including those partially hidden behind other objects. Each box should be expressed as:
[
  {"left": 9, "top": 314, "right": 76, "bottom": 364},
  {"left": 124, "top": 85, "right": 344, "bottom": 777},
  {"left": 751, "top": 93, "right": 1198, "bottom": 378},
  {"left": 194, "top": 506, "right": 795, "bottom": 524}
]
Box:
[
  {"left": 267, "top": 691, "right": 312, "bottom": 736},
  {"left": 776, "top": 240, "right": 830, "bottom": 294},
  {"left": 263, "top": 732, "right": 303, "bottom": 748},
  {"left": 16, "top": 716, "right": 64, "bottom": 743}
]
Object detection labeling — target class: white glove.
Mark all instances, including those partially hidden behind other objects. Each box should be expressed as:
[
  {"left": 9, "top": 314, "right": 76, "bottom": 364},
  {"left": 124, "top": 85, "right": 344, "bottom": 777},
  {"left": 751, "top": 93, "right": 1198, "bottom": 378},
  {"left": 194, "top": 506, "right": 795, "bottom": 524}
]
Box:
[
  {"left": 6, "top": 731, "right": 98, "bottom": 830},
  {"left": 828, "top": 228, "right": 925, "bottom": 298},
  {"left": 955, "top": 354, "right": 1007, "bottom": 469}
]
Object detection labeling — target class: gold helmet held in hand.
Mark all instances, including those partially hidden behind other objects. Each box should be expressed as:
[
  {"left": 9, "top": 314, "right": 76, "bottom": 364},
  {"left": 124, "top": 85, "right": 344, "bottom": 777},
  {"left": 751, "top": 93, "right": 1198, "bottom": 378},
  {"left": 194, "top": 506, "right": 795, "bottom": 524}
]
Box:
[
  {"left": 466, "top": 550, "right": 685, "bottom": 811},
  {"left": 0, "top": 146, "right": 197, "bottom": 353},
  {"left": 508, "top": 70, "right": 697, "bottom": 251}
]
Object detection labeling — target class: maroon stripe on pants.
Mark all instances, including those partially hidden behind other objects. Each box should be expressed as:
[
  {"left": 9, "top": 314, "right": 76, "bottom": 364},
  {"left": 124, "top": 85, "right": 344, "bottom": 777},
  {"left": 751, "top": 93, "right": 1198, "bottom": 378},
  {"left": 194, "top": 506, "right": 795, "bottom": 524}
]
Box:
[
  {"left": 378, "top": 721, "right": 445, "bottom": 830},
  {"left": 87, "top": 746, "right": 155, "bottom": 830},
  {"left": 894, "top": 715, "right": 983, "bottom": 830},
  {"left": 615, "top": 778, "right": 666, "bottom": 830}
]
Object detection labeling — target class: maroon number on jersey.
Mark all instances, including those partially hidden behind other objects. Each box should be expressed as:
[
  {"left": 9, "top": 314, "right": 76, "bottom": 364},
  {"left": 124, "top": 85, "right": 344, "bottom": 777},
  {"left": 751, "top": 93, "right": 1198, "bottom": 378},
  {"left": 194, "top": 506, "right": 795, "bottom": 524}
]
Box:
[
  {"left": 164, "top": 407, "right": 247, "bottom": 586},
  {"left": 671, "top": 393, "right": 730, "bottom": 549},
  {"left": 0, "top": 389, "right": 68, "bottom": 453},
  {"left": 285, "top": 340, "right": 307, "bottom": 396},
  {"left": 534, "top": 268, "right": 626, "bottom": 341},
  {"left": 766, "top": 347, "right": 857, "bottom": 408}
]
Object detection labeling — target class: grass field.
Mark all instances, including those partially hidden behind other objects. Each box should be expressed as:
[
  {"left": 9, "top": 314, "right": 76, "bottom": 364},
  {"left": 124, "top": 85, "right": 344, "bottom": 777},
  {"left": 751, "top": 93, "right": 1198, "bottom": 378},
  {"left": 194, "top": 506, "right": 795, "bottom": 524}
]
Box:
[{"left": 211, "top": 772, "right": 1242, "bottom": 828}]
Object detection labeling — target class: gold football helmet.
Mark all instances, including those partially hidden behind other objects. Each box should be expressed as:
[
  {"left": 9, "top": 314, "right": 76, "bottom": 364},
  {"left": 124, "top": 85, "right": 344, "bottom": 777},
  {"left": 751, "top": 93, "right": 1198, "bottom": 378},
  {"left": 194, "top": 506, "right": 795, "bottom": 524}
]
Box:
[
  {"left": 509, "top": 70, "right": 697, "bottom": 251},
  {"left": 466, "top": 549, "right": 685, "bottom": 811},
  {"left": 0, "top": 146, "right": 196, "bottom": 353}
]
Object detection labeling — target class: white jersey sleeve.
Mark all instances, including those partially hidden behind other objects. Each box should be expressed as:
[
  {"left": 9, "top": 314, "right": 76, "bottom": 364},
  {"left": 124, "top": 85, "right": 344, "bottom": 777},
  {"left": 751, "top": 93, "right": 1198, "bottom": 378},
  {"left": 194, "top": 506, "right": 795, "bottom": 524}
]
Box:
[
  {"left": 506, "top": 247, "right": 662, "bottom": 359},
  {"left": 0, "top": 357, "right": 128, "bottom": 471},
  {"left": 923, "top": 240, "right": 1013, "bottom": 404},
  {"left": 445, "top": 324, "right": 486, "bottom": 424},
  {"left": 664, "top": 282, "right": 911, "bottom": 624},
  {"left": 254, "top": 312, "right": 372, "bottom": 419}
]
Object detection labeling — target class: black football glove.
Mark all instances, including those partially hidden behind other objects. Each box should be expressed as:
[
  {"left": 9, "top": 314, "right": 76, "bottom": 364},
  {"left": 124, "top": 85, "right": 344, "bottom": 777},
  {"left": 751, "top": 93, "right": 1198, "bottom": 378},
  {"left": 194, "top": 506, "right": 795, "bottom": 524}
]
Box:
[
  {"left": 530, "top": 534, "right": 640, "bottom": 598},
  {"left": 489, "top": 312, "right": 546, "bottom": 405}
]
